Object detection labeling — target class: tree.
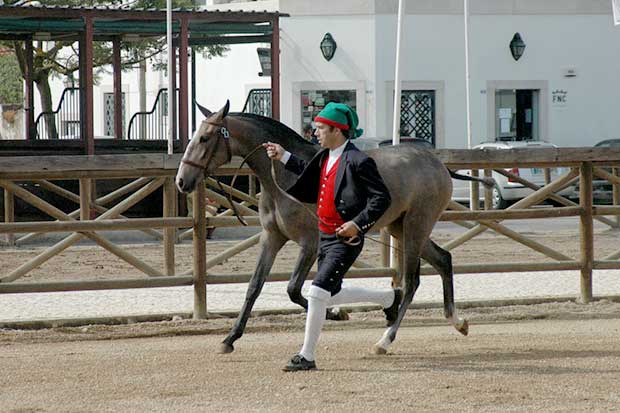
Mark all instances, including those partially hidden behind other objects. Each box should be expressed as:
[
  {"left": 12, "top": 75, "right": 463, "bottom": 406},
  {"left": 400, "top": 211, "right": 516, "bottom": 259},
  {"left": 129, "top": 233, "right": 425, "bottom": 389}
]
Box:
[
  {"left": 4, "top": 0, "right": 228, "bottom": 139},
  {"left": 0, "top": 48, "right": 24, "bottom": 105}
]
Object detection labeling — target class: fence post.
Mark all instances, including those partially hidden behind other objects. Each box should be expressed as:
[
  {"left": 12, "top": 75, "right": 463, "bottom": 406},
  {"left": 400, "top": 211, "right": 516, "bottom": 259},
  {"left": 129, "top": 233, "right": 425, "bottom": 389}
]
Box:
[
  {"left": 613, "top": 168, "right": 620, "bottom": 229},
  {"left": 248, "top": 175, "right": 256, "bottom": 198},
  {"left": 3, "top": 188, "right": 15, "bottom": 246},
  {"left": 193, "top": 183, "right": 207, "bottom": 319},
  {"left": 470, "top": 169, "right": 480, "bottom": 210},
  {"left": 163, "top": 177, "right": 176, "bottom": 275},
  {"left": 79, "top": 178, "right": 91, "bottom": 222},
  {"left": 579, "top": 162, "right": 593, "bottom": 303},
  {"left": 484, "top": 169, "right": 493, "bottom": 210},
  {"left": 380, "top": 228, "right": 390, "bottom": 268}
]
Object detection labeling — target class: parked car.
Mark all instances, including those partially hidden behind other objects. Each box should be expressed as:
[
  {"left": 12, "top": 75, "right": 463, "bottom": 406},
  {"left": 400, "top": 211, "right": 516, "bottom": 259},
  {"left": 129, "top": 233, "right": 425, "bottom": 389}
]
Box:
[
  {"left": 451, "top": 140, "right": 573, "bottom": 209},
  {"left": 567, "top": 139, "right": 620, "bottom": 204}
]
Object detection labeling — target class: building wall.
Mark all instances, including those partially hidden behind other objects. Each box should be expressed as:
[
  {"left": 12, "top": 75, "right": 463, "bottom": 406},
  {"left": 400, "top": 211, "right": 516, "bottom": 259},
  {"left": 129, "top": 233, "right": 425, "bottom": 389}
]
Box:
[{"left": 38, "top": 0, "right": 620, "bottom": 149}]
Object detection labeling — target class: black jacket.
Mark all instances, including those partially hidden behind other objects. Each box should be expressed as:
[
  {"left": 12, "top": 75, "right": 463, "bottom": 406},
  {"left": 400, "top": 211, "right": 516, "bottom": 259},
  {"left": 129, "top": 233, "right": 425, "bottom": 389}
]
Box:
[{"left": 285, "top": 141, "right": 391, "bottom": 233}]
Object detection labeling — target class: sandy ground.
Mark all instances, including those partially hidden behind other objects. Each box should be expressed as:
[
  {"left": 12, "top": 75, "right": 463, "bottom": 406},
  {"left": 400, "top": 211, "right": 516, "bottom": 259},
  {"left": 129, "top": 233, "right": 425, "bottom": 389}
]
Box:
[
  {"left": 1, "top": 301, "right": 620, "bottom": 412},
  {"left": 1, "top": 225, "right": 620, "bottom": 411}
]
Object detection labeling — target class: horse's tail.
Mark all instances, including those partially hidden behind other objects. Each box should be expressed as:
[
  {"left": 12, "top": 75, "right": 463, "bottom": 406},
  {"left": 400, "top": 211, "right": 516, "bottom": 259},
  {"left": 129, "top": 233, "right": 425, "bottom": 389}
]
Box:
[{"left": 448, "top": 169, "right": 495, "bottom": 188}]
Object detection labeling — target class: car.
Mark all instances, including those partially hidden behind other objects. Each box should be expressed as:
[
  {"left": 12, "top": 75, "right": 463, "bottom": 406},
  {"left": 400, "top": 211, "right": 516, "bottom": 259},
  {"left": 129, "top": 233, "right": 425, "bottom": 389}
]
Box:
[
  {"left": 567, "top": 139, "right": 620, "bottom": 204},
  {"left": 451, "top": 140, "right": 573, "bottom": 209}
]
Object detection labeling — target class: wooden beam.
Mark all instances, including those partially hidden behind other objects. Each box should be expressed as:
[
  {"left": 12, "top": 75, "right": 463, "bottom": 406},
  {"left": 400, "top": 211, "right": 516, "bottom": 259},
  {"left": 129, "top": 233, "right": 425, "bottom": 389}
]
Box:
[
  {"left": 579, "top": 162, "right": 593, "bottom": 303},
  {"left": 81, "top": 16, "right": 94, "bottom": 154},
  {"left": 178, "top": 17, "right": 189, "bottom": 148},
  {"left": 163, "top": 177, "right": 176, "bottom": 276},
  {"left": 270, "top": 17, "right": 280, "bottom": 120},
  {"left": 192, "top": 183, "right": 207, "bottom": 319},
  {"left": 113, "top": 36, "right": 123, "bottom": 140},
  {"left": 25, "top": 37, "right": 35, "bottom": 140},
  {"left": 3, "top": 188, "right": 15, "bottom": 245},
  {"left": 0, "top": 218, "right": 192, "bottom": 234}
]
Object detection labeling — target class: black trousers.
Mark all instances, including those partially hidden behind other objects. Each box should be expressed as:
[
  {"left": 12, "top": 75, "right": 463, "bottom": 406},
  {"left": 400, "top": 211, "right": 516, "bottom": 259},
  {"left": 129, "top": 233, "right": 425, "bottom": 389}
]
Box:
[{"left": 312, "top": 231, "right": 364, "bottom": 295}]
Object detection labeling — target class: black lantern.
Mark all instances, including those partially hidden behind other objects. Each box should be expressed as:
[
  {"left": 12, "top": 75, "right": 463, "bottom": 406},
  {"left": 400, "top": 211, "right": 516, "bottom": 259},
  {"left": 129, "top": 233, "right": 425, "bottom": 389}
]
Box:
[
  {"left": 509, "top": 33, "right": 526, "bottom": 61},
  {"left": 320, "top": 33, "right": 337, "bottom": 61}
]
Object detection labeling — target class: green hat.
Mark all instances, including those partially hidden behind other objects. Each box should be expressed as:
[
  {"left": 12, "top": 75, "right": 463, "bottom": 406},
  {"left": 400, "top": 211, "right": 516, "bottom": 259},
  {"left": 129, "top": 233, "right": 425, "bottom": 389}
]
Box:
[{"left": 314, "top": 102, "right": 364, "bottom": 138}]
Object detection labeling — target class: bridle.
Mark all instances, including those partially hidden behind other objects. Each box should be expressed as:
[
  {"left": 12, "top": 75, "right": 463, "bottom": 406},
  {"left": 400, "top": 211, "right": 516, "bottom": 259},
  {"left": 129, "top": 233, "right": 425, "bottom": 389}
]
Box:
[{"left": 180, "top": 122, "right": 232, "bottom": 173}]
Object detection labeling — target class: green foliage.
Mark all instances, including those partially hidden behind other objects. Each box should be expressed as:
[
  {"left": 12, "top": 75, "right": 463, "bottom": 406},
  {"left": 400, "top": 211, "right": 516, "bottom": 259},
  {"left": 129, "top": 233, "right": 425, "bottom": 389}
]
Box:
[{"left": 0, "top": 52, "right": 24, "bottom": 105}]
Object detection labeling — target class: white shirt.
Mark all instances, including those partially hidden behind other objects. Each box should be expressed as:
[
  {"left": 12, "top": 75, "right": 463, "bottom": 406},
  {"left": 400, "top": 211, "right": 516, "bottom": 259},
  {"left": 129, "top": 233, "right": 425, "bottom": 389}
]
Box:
[{"left": 281, "top": 140, "right": 349, "bottom": 173}]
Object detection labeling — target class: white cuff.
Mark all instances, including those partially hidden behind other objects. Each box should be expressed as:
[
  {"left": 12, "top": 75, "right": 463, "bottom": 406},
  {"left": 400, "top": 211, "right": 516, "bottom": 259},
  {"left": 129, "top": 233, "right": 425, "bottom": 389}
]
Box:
[
  {"left": 308, "top": 285, "right": 331, "bottom": 301},
  {"left": 280, "top": 151, "right": 291, "bottom": 165}
]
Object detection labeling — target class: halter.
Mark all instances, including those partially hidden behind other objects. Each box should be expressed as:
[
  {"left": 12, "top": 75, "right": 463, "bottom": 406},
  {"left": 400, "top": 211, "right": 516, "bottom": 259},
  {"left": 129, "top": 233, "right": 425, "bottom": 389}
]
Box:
[{"left": 181, "top": 122, "right": 232, "bottom": 173}]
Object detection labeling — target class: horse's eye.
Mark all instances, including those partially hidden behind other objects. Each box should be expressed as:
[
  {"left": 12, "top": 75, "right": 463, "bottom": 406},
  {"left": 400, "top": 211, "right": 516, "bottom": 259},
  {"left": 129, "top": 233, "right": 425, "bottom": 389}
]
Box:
[{"left": 199, "top": 135, "right": 209, "bottom": 143}]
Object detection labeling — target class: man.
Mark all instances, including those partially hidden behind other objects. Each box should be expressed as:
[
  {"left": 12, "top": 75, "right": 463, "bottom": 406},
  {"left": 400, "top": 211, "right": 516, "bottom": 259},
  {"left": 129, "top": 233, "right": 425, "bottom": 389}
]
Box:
[{"left": 264, "top": 102, "right": 402, "bottom": 371}]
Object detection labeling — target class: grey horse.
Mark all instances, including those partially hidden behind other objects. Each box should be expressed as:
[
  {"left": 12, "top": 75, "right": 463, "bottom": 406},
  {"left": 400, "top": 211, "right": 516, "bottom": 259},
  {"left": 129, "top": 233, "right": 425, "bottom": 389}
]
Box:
[{"left": 176, "top": 101, "right": 487, "bottom": 355}]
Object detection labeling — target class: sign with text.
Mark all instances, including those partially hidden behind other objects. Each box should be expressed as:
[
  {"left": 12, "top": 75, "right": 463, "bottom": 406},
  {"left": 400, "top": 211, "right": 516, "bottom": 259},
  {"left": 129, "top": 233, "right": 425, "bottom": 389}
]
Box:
[{"left": 552, "top": 90, "right": 568, "bottom": 106}]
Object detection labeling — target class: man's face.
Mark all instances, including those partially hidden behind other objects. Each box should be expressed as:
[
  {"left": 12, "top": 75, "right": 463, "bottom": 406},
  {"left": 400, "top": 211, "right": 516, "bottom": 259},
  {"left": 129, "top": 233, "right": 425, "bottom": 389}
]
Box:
[{"left": 314, "top": 122, "right": 345, "bottom": 149}]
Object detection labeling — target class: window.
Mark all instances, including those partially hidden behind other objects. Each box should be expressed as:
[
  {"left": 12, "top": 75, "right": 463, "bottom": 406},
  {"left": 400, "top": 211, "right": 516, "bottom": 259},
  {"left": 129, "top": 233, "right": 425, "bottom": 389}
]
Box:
[
  {"left": 400, "top": 90, "right": 436, "bottom": 146},
  {"left": 103, "top": 92, "right": 126, "bottom": 137},
  {"left": 495, "top": 89, "right": 539, "bottom": 141},
  {"left": 300, "top": 89, "right": 356, "bottom": 130}
]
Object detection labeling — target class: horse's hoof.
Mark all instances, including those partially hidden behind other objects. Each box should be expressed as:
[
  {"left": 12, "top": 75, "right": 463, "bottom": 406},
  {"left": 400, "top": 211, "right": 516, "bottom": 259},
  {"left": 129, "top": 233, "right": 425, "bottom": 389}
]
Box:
[
  {"left": 372, "top": 344, "right": 388, "bottom": 355},
  {"left": 456, "top": 319, "right": 469, "bottom": 336},
  {"left": 327, "top": 307, "right": 349, "bottom": 321},
  {"left": 218, "top": 342, "right": 235, "bottom": 354}
]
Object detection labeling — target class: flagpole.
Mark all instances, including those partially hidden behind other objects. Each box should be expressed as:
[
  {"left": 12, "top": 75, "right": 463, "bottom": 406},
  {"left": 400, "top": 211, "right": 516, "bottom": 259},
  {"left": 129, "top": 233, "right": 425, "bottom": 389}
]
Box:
[
  {"left": 391, "top": 0, "right": 405, "bottom": 146},
  {"left": 464, "top": 0, "right": 472, "bottom": 149},
  {"left": 390, "top": 0, "right": 405, "bottom": 268},
  {"left": 167, "top": 0, "right": 173, "bottom": 155}
]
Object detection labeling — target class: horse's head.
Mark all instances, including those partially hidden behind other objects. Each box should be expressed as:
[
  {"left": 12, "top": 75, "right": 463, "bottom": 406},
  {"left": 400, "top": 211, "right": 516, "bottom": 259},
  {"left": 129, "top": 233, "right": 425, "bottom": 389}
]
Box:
[{"left": 176, "top": 101, "right": 233, "bottom": 193}]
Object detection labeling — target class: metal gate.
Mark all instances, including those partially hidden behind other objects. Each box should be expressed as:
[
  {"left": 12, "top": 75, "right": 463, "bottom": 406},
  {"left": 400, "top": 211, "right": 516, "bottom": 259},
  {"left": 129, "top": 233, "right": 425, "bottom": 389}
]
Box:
[
  {"left": 242, "top": 88, "right": 271, "bottom": 117},
  {"left": 400, "top": 90, "right": 435, "bottom": 146}
]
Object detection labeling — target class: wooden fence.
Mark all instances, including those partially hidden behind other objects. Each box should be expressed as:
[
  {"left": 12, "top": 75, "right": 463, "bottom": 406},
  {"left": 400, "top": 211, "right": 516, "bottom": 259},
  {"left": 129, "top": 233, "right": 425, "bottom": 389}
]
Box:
[{"left": 0, "top": 148, "right": 619, "bottom": 320}]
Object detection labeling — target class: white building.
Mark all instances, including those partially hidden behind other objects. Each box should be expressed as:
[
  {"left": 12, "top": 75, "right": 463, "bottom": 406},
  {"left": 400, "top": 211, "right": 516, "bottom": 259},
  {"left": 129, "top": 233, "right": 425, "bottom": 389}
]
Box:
[{"left": 46, "top": 0, "right": 620, "bottom": 148}]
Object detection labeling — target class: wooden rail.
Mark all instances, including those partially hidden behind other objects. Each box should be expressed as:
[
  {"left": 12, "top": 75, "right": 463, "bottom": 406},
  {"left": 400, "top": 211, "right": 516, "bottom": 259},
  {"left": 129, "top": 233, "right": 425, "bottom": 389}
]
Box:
[{"left": 0, "top": 148, "right": 619, "bottom": 318}]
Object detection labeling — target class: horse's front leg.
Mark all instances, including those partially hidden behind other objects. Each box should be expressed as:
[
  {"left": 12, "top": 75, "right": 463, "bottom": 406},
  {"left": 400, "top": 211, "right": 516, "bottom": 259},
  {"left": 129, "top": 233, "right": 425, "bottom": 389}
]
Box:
[
  {"left": 286, "top": 240, "right": 349, "bottom": 321},
  {"left": 219, "top": 230, "right": 287, "bottom": 354}
]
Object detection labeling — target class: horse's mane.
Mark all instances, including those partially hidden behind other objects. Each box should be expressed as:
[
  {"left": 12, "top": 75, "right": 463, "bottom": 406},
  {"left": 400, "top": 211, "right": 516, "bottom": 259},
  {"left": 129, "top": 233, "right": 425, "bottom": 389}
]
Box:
[{"left": 232, "top": 113, "right": 318, "bottom": 157}]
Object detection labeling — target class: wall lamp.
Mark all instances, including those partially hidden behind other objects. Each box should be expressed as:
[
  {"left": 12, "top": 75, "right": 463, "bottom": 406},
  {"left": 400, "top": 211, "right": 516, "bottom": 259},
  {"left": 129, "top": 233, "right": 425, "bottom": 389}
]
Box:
[
  {"left": 320, "top": 33, "right": 337, "bottom": 61},
  {"left": 509, "top": 32, "right": 526, "bottom": 61}
]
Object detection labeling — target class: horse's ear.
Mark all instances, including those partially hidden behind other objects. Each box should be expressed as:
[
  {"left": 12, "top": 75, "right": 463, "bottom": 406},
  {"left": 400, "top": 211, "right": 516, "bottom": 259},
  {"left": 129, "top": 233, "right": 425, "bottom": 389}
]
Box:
[
  {"left": 196, "top": 102, "right": 212, "bottom": 118},
  {"left": 222, "top": 100, "right": 230, "bottom": 118},
  {"left": 214, "top": 100, "right": 230, "bottom": 121}
]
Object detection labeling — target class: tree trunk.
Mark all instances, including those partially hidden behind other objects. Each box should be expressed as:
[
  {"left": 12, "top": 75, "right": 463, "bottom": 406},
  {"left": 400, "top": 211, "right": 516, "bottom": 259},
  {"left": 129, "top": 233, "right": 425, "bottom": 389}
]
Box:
[{"left": 35, "top": 74, "right": 59, "bottom": 140}]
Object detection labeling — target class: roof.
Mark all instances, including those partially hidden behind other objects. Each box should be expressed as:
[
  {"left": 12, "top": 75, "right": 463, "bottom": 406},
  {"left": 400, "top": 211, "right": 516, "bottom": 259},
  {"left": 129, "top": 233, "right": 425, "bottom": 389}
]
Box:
[{"left": 0, "top": 4, "right": 287, "bottom": 43}]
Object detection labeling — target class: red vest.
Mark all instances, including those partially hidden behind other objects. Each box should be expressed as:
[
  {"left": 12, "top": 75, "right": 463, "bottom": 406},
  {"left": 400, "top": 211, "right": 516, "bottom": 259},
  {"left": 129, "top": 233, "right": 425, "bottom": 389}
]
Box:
[{"left": 317, "top": 157, "right": 345, "bottom": 234}]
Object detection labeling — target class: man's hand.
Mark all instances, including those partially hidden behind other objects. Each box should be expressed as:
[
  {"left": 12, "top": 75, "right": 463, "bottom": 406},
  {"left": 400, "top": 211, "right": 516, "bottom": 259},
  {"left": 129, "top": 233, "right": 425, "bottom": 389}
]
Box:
[
  {"left": 336, "top": 221, "right": 359, "bottom": 238},
  {"left": 263, "top": 142, "right": 284, "bottom": 161}
]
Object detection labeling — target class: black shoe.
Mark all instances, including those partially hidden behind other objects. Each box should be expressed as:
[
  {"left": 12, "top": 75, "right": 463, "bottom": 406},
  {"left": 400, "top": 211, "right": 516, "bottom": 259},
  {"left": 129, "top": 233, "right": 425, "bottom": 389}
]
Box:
[
  {"left": 283, "top": 354, "right": 317, "bottom": 372},
  {"left": 383, "top": 289, "right": 402, "bottom": 327}
]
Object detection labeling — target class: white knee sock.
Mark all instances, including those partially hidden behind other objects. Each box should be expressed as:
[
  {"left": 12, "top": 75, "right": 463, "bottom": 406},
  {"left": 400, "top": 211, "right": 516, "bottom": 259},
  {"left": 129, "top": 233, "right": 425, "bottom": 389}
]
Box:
[
  {"left": 299, "top": 285, "right": 330, "bottom": 362},
  {"left": 327, "top": 286, "right": 395, "bottom": 308}
]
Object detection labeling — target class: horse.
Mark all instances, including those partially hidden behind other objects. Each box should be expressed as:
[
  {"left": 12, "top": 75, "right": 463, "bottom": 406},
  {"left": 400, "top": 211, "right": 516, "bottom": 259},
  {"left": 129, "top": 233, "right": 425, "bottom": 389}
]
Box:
[{"left": 176, "top": 101, "right": 486, "bottom": 355}]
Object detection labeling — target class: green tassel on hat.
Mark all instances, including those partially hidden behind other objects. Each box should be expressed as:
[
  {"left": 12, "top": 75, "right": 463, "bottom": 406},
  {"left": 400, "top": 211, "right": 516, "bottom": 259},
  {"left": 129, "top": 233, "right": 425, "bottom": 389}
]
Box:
[{"left": 314, "top": 102, "right": 364, "bottom": 139}]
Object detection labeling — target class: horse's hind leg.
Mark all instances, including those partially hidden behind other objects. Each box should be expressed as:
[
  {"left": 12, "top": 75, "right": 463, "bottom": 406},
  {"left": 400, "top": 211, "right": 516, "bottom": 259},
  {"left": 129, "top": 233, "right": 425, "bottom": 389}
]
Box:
[
  {"left": 219, "top": 230, "right": 287, "bottom": 354},
  {"left": 373, "top": 216, "right": 427, "bottom": 355},
  {"left": 422, "top": 240, "right": 468, "bottom": 336}
]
